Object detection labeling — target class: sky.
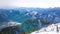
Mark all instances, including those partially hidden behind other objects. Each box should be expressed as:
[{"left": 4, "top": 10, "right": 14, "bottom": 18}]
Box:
[{"left": 0, "top": 0, "right": 60, "bottom": 8}]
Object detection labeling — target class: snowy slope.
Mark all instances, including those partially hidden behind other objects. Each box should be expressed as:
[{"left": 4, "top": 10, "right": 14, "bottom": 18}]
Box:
[{"left": 31, "top": 23, "right": 60, "bottom": 34}]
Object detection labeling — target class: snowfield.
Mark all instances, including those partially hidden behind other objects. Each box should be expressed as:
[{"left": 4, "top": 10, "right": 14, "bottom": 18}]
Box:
[
  {"left": 31, "top": 23, "right": 60, "bottom": 34},
  {"left": 31, "top": 31, "right": 60, "bottom": 34}
]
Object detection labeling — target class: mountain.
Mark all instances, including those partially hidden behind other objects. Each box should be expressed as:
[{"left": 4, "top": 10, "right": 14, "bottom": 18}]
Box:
[{"left": 0, "top": 7, "right": 60, "bottom": 34}]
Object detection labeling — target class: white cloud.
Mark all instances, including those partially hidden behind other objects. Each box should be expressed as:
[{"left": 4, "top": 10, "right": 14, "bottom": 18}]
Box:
[{"left": 0, "top": 0, "right": 60, "bottom": 8}]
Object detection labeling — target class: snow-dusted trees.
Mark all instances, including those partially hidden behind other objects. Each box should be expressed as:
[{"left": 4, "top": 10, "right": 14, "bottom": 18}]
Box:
[{"left": 0, "top": 26, "right": 26, "bottom": 34}]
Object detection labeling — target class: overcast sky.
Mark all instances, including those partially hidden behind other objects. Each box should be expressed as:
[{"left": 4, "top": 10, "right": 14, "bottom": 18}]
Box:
[{"left": 0, "top": 0, "right": 60, "bottom": 8}]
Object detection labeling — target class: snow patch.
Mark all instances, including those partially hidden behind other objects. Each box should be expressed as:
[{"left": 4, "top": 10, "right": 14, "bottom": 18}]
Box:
[{"left": 0, "top": 22, "right": 21, "bottom": 30}]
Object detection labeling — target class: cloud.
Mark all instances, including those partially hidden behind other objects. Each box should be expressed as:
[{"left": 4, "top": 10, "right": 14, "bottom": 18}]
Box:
[{"left": 0, "top": 0, "right": 60, "bottom": 8}]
